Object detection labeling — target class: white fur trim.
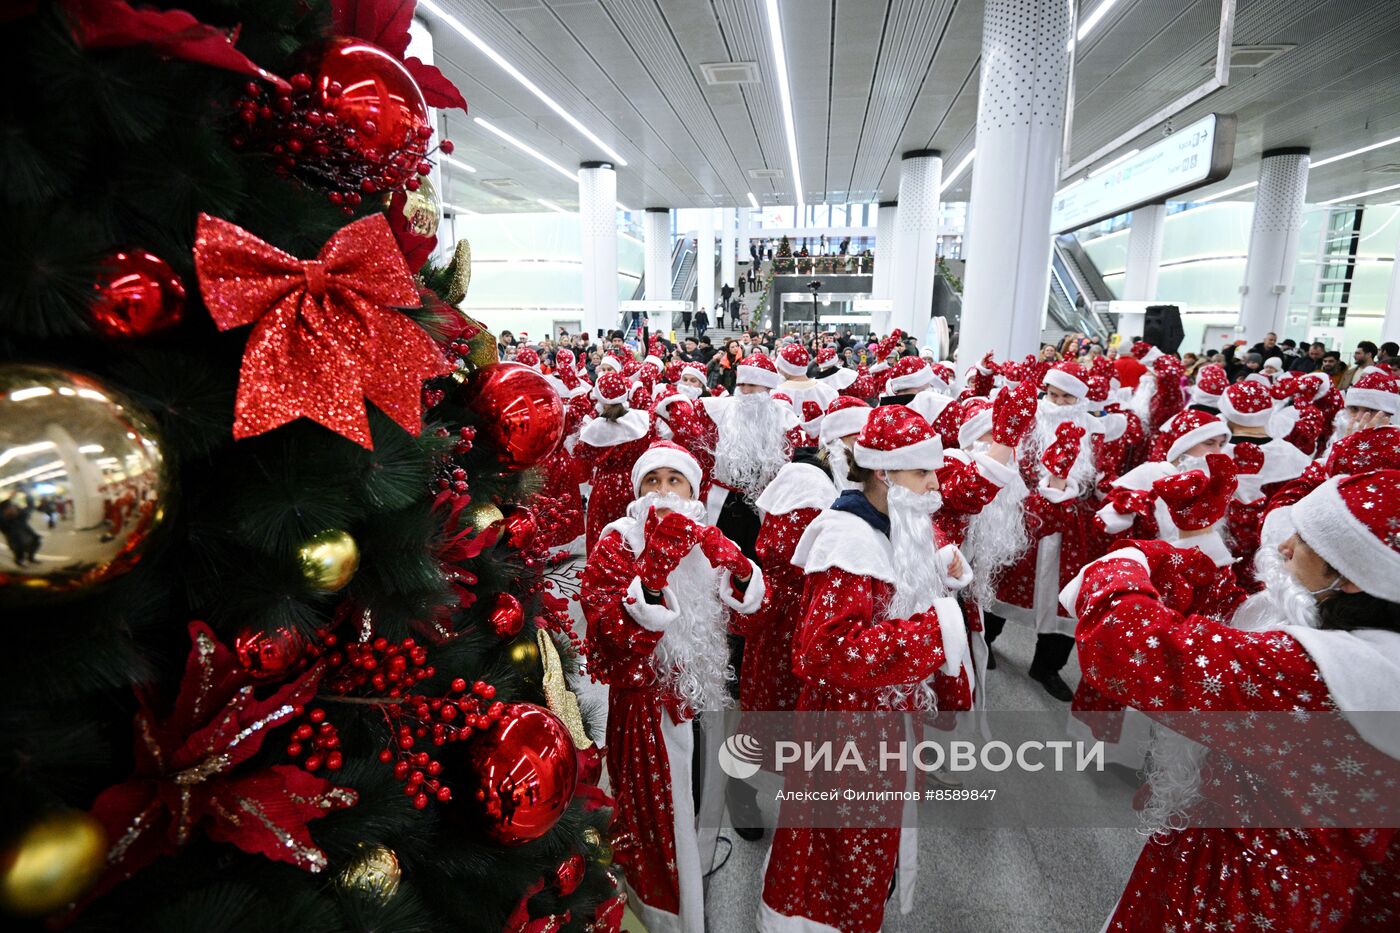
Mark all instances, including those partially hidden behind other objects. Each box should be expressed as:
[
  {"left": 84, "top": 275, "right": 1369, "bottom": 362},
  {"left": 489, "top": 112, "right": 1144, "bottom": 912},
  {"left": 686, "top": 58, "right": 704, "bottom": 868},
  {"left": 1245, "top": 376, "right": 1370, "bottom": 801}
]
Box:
[
  {"left": 819, "top": 407, "right": 870, "bottom": 445},
  {"left": 1043, "top": 368, "right": 1088, "bottom": 398},
  {"left": 1179, "top": 530, "right": 1234, "bottom": 568},
  {"left": 720, "top": 563, "right": 766, "bottom": 614},
  {"left": 737, "top": 364, "right": 781, "bottom": 388},
  {"left": 932, "top": 595, "right": 969, "bottom": 679},
  {"left": 578, "top": 408, "right": 649, "bottom": 447},
  {"left": 937, "top": 544, "right": 973, "bottom": 592},
  {"left": 1219, "top": 395, "right": 1272, "bottom": 428},
  {"left": 643, "top": 354, "right": 664, "bottom": 370},
  {"left": 775, "top": 354, "right": 809, "bottom": 377},
  {"left": 591, "top": 381, "right": 631, "bottom": 408},
  {"left": 958, "top": 410, "right": 994, "bottom": 449},
  {"left": 1260, "top": 505, "right": 1295, "bottom": 552},
  {"left": 757, "top": 898, "right": 843, "bottom": 932},
  {"left": 1095, "top": 503, "right": 1137, "bottom": 535},
  {"left": 1140, "top": 347, "right": 1162, "bottom": 364},
  {"left": 1345, "top": 387, "right": 1400, "bottom": 415},
  {"left": 854, "top": 435, "right": 944, "bottom": 470},
  {"left": 652, "top": 392, "right": 689, "bottom": 418},
  {"left": 1188, "top": 386, "right": 1221, "bottom": 408},
  {"left": 1292, "top": 477, "right": 1400, "bottom": 603},
  {"left": 1167, "top": 420, "right": 1229, "bottom": 462},
  {"left": 624, "top": 575, "right": 682, "bottom": 631},
  {"left": 791, "top": 509, "right": 895, "bottom": 584},
  {"left": 907, "top": 389, "right": 953, "bottom": 426},
  {"left": 1279, "top": 626, "right": 1400, "bottom": 759},
  {"left": 1098, "top": 412, "right": 1128, "bottom": 444},
  {"left": 1058, "top": 546, "right": 1150, "bottom": 616},
  {"left": 598, "top": 356, "right": 623, "bottom": 373},
  {"left": 887, "top": 369, "right": 934, "bottom": 394},
  {"left": 1111, "top": 460, "right": 1176, "bottom": 491},
  {"left": 1037, "top": 478, "right": 1080, "bottom": 503},
  {"left": 1267, "top": 405, "right": 1300, "bottom": 440},
  {"left": 631, "top": 446, "right": 703, "bottom": 498},
  {"left": 754, "top": 462, "right": 838, "bottom": 517},
  {"left": 969, "top": 450, "right": 1018, "bottom": 489},
  {"left": 819, "top": 367, "right": 858, "bottom": 390}
]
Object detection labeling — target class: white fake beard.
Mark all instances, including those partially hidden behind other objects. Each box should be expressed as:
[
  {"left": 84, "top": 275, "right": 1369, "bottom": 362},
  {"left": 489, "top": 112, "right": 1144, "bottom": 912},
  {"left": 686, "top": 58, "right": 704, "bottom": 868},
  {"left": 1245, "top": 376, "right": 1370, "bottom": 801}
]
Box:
[
  {"left": 1026, "top": 399, "right": 1096, "bottom": 491},
  {"left": 1250, "top": 543, "right": 1322, "bottom": 630},
  {"left": 962, "top": 469, "right": 1030, "bottom": 606},
  {"left": 1140, "top": 726, "right": 1208, "bottom": 840},
  {"left": 652, "top": 548, "right": 735, "bottom": 712},
  {"left": 1324, "top": 410, "right": 1352, "bottom": 453},
  {"left": 678, "top": 381, "right": 704, "bottom": 400},
  {"left": 880, "top": 484, "right": 947, "bottom": 712},
  {"left": 711, "top": 392, "right": 789, "bottom": 498},
  {"left": 625, "top": 492, "right": 708, "bottom": 526},
  {"left": 1174, "top": 454, "right": 1208, "bottom": 474},
  {"left": 1129, "top": 371, "right": 1157, "bottom": 426},
  {"left": 824, "top": 440, "right": 855, "bottom": 490}
]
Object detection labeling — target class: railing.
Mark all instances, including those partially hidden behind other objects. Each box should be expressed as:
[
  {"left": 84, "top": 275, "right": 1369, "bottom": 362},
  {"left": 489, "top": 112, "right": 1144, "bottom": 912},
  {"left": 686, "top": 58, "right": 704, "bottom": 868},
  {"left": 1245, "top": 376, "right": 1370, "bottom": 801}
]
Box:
[{"left": 771, "top": 253, "right": 874, "bottom": 276}]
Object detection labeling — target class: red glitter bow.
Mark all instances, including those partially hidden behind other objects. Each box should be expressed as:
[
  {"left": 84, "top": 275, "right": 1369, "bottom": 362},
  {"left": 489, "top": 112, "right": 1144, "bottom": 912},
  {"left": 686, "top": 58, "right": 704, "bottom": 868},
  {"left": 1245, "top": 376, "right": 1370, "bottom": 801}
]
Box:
[{"left": 194, "top": 213, "right": 451, "bottom": 449}]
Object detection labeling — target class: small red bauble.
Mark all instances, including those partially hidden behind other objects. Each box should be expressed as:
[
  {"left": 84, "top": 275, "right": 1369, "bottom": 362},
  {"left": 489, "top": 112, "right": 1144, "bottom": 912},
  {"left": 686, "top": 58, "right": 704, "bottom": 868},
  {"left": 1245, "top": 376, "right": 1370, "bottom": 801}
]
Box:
[
  {"left": 499, "top": 505, "right": 537, "bottom": 550},
  {"left": 554, "top": 853, "right": 585, "bottom": 895},
  {"left": 233, "top": 626, "right": 304, "bottom": 680},
  {"left": 487, "top": 593, "right": 524, "bottom": 639},
  {"left": 453, "top": 363, "right": 564, "bottom": 471},
  {"left": 316, "top": 38, "right": 430, "bottom": 171},
  {"left": 443, "top": 703, "right": 577, "bottom": 846},
  {"left": 90, "top": 249, "right": 186, "bottom": 338}
]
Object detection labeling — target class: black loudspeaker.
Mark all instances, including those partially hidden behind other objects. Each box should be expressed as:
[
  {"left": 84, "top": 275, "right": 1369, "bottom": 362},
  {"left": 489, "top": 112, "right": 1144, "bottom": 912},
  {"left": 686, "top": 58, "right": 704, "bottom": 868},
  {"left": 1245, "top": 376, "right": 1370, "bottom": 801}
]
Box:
[{"left": 1143, "top": 304, "right": 1184, "bottom": 355}]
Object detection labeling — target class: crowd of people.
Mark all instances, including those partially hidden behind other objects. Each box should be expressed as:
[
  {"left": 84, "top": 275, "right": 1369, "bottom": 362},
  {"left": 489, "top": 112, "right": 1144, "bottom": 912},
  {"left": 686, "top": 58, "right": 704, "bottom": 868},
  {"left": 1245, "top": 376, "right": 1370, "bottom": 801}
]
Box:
[{"left": 504, "top": 322, "right": 1400, "bottom": 933}]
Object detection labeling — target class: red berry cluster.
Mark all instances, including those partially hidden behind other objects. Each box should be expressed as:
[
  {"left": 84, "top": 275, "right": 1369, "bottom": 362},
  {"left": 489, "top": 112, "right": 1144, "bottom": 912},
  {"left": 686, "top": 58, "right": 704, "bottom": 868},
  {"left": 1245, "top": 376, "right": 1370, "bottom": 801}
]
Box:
[
  {"left": 322, "top": 634, "right": 436, "bottom": 699},
  {"left": 433, "top": 424, "right": 476, "bottom": 457},
  {"left": 447, "top": 336, "right": 476, "bottom": 370},
  {"left": 228, "top": 76, "right": 448, "bottom": 214},
  {"left": 370, "top": 676, "right": 502, "bottom": 809},
  {"left": 285, "top": 705, "right": 344, "bottom": 773}
]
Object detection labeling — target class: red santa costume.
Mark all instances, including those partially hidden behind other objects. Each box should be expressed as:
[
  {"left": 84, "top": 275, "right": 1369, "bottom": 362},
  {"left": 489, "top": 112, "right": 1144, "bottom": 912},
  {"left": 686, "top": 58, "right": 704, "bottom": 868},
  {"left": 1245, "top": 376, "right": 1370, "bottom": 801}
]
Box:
[
  {"left": 759, "top": 406, "right": 975, "bottom": 933},
  {"left": 775, "top": 343, "right": 839, "bottom": 412},
  {"left": 1147, "top": 353, "right": 1186, "bottom": 432},
  {"left": 1060, "top": 470, "right": 1400, "bottom": 933},
  {"left": 1324, "top": 367, "right": 1400, "bottom": 453},
  {"left": 1125, "top": 340, "right": 1163, "bottom": 430},
  {"left": 696, "top": 355, "right": 795, "bottom": 530},
  {"left": 1187, "top": 362, "right": 1229, "bottom": 414},
  {"left": 576, "top": 372, "right": 653, "bottom": 552},
  {"left": 533, "top": 348, "right": 591, "bottom": 550},
  {"left": 817, "top": 396, "right": 873, "bottom": 492},
  {"left": 880, "top": 356, "right": 957, "bottom": 427},
  {"left": 581, "top": 442, "right": 765, "bottom": 933},
  {"left": 814, "top": 346, "right": 858, "bottom": 392}
]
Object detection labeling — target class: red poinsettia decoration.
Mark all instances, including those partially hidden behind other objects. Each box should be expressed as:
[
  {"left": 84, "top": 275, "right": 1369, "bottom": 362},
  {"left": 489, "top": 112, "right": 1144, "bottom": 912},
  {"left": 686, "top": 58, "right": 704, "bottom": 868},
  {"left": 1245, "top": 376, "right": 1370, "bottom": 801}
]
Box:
[
  {"left": 87, "top": 622, "right": 357, "bottom": 898},
  {"left": 331, "top": 0, "right": 468, "bottom": 112}
]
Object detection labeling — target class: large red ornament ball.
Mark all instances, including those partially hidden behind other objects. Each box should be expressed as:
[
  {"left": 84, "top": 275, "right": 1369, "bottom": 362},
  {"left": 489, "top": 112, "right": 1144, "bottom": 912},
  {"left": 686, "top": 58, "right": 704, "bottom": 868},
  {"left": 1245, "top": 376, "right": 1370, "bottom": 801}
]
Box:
[
  {"left": 487, "top": 593, "right": 525, "bottom": 639},
  {"left": 446, "top": 703, "right": 578, "bottom": 846},
  {"left": 316, "top": 38, "right": 430, "bottom": 170},
  {"left": 500, "top": 505, "right": 537, "bottom": 550},
  {"left": 90, "top": 249, "right": 186, "bottom": 338},
  {"left": 455, "top": 363, "right": 564, "bottom": 471}
]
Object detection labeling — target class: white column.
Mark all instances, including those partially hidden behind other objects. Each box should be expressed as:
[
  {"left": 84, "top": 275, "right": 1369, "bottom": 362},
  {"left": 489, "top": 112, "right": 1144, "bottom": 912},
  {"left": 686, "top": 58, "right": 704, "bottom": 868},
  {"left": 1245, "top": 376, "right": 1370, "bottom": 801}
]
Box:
[
  {"left": 890, "top": 152, "right": 942, "bottom": 338},
  {"left": 579, "top": 161, "right": 618, "bottom": 337},
  {"left": 1239, "top": 148, "right": 1311, "bottom": 344},
  {"left": 873, "top": 201, "right": 897, "bottom": 300},
  {"left": 1119, "top": 201, "right": 1167, "bottom": 339},
  {"left": 1383, "top": 224, "right": 1400, "bottom": 343},
  {"left": 408, "top": 18, "right": 449, "bottom": 264},
  {"left": 643, "top": 209, "right": 671, "bottom": 301},
  {"left": 697, "top": 207, "right": 716, "bottom": 323},
  {"left": 957, "top": 0, "right": 1072, "bottom": 376},
  {"left": 720, "top": 208, "right": 737, "bottom": 299}
]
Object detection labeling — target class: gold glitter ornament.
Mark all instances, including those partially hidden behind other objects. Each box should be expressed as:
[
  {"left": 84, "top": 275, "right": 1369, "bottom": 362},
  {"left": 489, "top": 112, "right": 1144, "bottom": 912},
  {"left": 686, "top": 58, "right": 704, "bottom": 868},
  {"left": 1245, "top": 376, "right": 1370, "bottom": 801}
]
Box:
[
  {"left": 0, "top": 810, "right": 106, "bottom": 917},
  {"left": 539, "top": 629, "right": 591, "bottom": 749},
  {"left": 506, "top": 634, "right": 541, "bottom": 684},
  {"left": 581, "top": 827, "right": 613, "bottom": 866},
  {"left": 296, "top": 528, "right": 360, "bottom": 592},
  {"left": 337, "top": 843, "right": 401, "bottom": 903},
  {"left": 461, "top": 501, "right": 504, "bottom": 536},
  {"left": 443, "top": 239, "right": 472, "bottom": 306},
  {"left": 397, "top": 177, "right": 441, "bottom": 238}
]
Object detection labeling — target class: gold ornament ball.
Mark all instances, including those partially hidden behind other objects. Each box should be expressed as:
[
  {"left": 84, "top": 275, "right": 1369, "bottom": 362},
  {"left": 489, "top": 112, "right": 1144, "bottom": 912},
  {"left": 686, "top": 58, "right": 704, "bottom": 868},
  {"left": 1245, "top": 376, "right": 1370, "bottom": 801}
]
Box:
[
  {"left": 506, "top": 634, "right": 541, "bottom": 683},
  {"left": 296, "top": 529, "right": 360, "bottom": 592},
  {"left": 461, "top": 501, "right": 504, "bottom": 536},
  {"left": 0, "top": 810, "right": 107, "bottom": 917},
  {"left": 582, "top": 827, "right": 613, "bottom": 867},
  {"left": 337, "top": 843, "right": 401, "bottom": 903},
  {"left": 0, "top": 364, "right": 171, "bottom": 604},
  {"left": 399, "top": 176, "right": 441, "bottom": 238}
]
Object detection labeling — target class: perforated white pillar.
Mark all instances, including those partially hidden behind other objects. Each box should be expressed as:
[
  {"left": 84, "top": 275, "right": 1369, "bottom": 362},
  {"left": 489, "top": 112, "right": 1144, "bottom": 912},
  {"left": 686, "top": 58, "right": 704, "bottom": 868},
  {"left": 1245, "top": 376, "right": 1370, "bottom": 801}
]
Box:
[
  {"left": 643, "top": 209, "right": 671, "bottom": 301},
  {"left": 1119, "top": 202, "right": 1167, "bottom": 339},
  {"left": 889, "top": 153, "right": 942, "bottom": 339},
  {"left": 1383, "top": 223, "right": 1400, "bottom": 344},
  {"left": 1240, "top": 148, "right": 1310, "bottom": 343},
  {"left": 720, "top": 208, "right": 737, "bottom": 299},
  {"left": 579, "top": 161, "right": 618, "bottom": 336},
  {"left": 957, "top": 0, "right": 1072, "bottom": 376},
  {"left": 873, "top": 201, "right": 897, "bottom": 301},
  {"left": 697, "top": 207, "right": 716, "bottom": 323}
]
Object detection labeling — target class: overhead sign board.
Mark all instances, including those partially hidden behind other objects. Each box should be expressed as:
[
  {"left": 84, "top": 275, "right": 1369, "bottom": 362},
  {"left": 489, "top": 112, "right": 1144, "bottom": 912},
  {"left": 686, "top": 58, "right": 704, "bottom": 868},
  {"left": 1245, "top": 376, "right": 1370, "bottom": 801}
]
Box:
[{"left": 1051, "top": 113, "right": 1236, "bottom": 234}]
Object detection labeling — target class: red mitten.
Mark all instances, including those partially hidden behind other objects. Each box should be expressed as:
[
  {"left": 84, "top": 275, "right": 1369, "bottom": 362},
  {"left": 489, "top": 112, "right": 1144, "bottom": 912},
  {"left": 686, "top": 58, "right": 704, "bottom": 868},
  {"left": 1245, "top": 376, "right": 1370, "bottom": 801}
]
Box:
[
  {"left": 1040, "top": 422, "right": 1086, "bottom": 479},
  {"left": 978, "top": 351, "right": 997, "bottom": 375},
  {"left": 991, "top": 379, "right": 1038, "bottom": 446},
  {"left": 1232, "top": 441, "right": 1264, "bottom": 475},
  {"left": 697, "top": 525, "right": 753, "bottom": 579},
  {"left": 635, "top": 510, "right": 699, "bottom": 590},
  {"left": 1107, "top": 485, "right": 1155, "bottom": 518}
]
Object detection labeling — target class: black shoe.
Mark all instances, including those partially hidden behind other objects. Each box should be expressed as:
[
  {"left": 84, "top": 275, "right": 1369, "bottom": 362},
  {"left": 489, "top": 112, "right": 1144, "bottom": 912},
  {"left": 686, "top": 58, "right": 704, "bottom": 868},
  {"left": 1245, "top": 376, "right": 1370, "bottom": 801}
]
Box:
[
  {"left": 733, "top": 823, "right": 764, "bottom": 842},
  {"left": 1031, "top": 670, "right": 1074, "bottom": 702},
  {"left": 986, "top": 651, "right": 997, "bottom": 670}
]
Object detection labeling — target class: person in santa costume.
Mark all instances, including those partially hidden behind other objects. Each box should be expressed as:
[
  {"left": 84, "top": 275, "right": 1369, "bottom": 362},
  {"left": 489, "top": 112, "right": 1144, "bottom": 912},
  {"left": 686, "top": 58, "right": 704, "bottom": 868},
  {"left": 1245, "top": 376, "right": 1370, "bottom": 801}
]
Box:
[
  {"left": 1187, "top": 361, "right": 1230, "bottom": 414},
  {"left": 1322, "top": 366, "right": 1399, "bottom": 453},
  {"left": 879, "top": 356, "right": 957, "bottom": 427},
  {"left": 817, "top": 396, "right": 873, "bottom": 491},
  {"left": 774, "top": 342, "right": 838, "bottom": 412},
  {"left": 813, "top": 346, "right": 858, "bottom": 392},
  {"left": 575, "top": 371, "right": 653, "bottom": 552},
  {"left": 1060, "top": 470, "right": 1400, "bottom": 932},
  {"left": 532, "top": 351, "right": 593, "bottom": 551},
  {"left": 758, "top": 405, "right": 975, "bottom": 933},
  {"left": 580, "top": 441, "right": 765, "bottom": 933},
  {"left": 983, "top": 360, "right": 1102, "bottom": 700}
]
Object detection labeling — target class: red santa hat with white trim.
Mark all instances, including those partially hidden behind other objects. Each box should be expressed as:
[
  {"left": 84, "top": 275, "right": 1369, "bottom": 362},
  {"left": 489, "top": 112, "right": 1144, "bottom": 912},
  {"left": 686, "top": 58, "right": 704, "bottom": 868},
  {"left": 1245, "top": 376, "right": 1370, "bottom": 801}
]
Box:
[
  {"left": 1130, "top": 340, "right": 1162, "bottom": 364},
  {"left": 1041, "top": 360, "right": 1090, "bottom": 399},
  {"left": 1344, "top": 368, "right": 1400, "bottom": 415},
  {"left": 819, "top": 396, "right": 872, "bottom": 446},
  {"left": 597, "top": 353, "right": 624, "bottom": 374},
  {"left": 514, "top": 347, "right": 540, "bottom": 370},
  {"left": 1159, "top": 408, "right": 1230, "bottom": 462},
  {"left": 800, "top": 401, "right": 825, "bottom": 435},
  {"left": 1218, "top": 379, "right": 1274, "bottom": 427},
  {"left": 815, "top": 347, "right": 840, "bottom": 371},
  {"left": 957, "top": 397, "right": 995, "bottom": 449},
  {"left": 928, "top": 362, "right": 954, "bottom": 391},
  {"left": 854, "top": 404, "right": 944, "bottom": 470},
  {"left": 775, "top": 343, "right": 811, "bottom": 378},
  {"left": 630, "top": 440, "right": 703, "bottom": 498},
  {"left": 1290, "top": 469, "right": 1400, "bottom": 602},
  {"left": 592, "top": 371, "right": 632, "bottom": 409},
  {"left": 736, "top": 353, "right": 781, "bottom": 389},
  {"left": 1190, "top": 363, "right": 1230, "bottom": 407},
  {"left": 886, "top": 356, "right": 935, "bottom": 394},
  {"left": 1291, "top": 371, "right": 1332, "bottom": 404}
]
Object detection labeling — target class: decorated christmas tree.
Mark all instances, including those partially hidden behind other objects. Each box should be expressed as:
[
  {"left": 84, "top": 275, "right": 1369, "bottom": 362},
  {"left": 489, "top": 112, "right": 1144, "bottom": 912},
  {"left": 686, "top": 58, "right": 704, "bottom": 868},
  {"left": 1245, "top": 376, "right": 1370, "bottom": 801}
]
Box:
[
  {"left": 773, "top": 234, "right": 794, "bottom": 274},
  {"left": 0, "top": 2, "right": 620, "bottom": 930}
]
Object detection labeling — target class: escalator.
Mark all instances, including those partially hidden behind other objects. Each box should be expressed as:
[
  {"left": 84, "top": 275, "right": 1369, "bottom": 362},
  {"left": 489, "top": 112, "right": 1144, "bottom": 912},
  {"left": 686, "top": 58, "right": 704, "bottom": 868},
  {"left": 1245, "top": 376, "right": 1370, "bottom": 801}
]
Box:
[{"left": 1052, "top": 235, "right": 1116, "bottom": 337}]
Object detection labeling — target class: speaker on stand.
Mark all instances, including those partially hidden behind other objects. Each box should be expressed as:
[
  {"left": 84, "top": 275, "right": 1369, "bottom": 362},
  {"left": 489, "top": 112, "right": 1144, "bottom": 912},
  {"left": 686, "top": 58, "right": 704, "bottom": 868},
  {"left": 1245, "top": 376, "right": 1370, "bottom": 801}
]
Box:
[{"left": 1142, "top": 304, "right": 1184, "bottom": 355}]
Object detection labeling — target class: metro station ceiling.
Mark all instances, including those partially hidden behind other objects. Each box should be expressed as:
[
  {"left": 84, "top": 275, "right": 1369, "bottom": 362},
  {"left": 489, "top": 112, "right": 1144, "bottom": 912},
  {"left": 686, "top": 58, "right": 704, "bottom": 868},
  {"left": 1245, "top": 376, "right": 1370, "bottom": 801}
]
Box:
[{"left": 427, "top": 0, "right": 1400, "bottom": 214}]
